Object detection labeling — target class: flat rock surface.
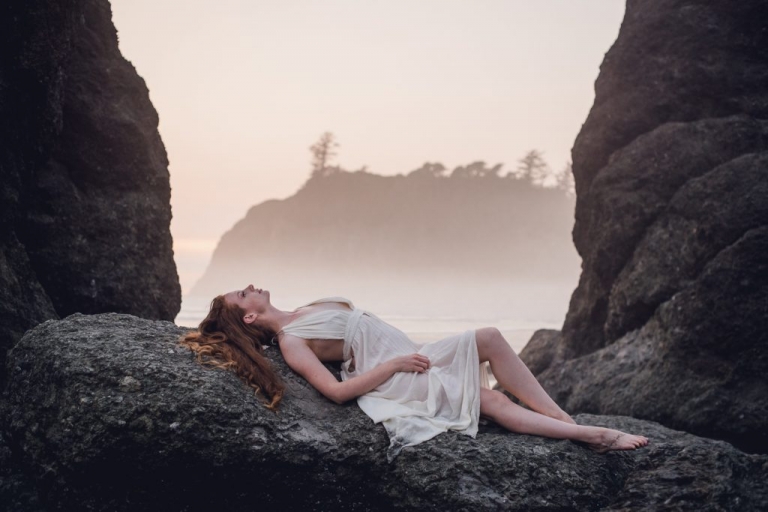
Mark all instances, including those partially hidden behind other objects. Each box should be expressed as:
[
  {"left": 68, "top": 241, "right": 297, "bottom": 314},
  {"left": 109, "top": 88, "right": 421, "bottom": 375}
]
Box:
[{"left": 3, "top": 314, "right": 767, "bottom": 511}]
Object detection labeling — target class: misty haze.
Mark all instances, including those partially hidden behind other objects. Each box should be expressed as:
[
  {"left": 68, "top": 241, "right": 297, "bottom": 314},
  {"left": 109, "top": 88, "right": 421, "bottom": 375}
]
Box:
[{"left": 181, "top": 139, "right": 580, "bottom": 351}]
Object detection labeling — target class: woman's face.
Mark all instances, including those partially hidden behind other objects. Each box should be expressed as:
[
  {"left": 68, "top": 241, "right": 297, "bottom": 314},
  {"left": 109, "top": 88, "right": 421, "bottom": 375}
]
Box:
[{"left": 224, "top": 284, "right": 271, "bottom": 321}]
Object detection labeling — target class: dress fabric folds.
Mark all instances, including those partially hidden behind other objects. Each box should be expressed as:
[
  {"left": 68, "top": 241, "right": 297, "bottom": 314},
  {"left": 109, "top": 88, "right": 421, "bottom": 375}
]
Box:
[{"left": 280, "top": 297, "right": 490, "bottom": 461}]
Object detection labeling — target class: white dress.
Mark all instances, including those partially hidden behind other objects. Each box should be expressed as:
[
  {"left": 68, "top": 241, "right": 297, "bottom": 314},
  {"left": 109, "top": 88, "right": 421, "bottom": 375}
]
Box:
[{"left": 281, "top": 297, "right": 490, "bottom": 461}]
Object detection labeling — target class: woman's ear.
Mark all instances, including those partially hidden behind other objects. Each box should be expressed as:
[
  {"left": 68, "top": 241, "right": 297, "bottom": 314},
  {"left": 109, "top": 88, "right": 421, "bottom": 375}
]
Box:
[{"left": 244, "top": 312, "right": 257, "bottom": 324}]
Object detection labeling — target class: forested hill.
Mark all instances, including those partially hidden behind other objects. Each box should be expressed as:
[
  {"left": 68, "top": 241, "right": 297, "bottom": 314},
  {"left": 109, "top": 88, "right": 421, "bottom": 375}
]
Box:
[{"left": 190, "top": 170, "right": 580, "bottom": 297}]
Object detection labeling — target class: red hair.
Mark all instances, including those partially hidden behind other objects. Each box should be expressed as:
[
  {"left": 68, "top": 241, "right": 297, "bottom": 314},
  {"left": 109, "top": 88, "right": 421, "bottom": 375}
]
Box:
[{"left": 180, "top": 295, "right": 285, "bottom": 410}]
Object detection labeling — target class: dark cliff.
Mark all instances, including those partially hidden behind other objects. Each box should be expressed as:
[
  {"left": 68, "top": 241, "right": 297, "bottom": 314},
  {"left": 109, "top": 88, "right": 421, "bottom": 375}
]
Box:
[
  {"left": 0, "top": 0, "right": 181, "bottom": 383},
  {"left": 522, "top": 0, "right": 768, "bottom": 454}
]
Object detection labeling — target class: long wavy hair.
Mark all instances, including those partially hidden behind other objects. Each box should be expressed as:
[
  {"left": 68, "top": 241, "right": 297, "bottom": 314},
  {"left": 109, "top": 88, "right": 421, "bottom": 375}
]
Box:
[{"left": 179, "top": 295, "right": 285, "bottom": 410}]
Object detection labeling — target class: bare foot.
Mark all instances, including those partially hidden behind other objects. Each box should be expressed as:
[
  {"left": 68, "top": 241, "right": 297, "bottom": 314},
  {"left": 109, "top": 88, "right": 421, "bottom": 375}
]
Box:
[{"left": 587, "top": 427, "right": 649, "bottom": 454}]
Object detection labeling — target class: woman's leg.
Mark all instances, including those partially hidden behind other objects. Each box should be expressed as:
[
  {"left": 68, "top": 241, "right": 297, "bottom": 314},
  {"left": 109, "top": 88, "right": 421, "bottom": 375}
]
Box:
[
  {"left": 480, "top": 388, "right": 648, "bottom": 451},
  {"left": 475, "top": 327, "right": 574, "bottom": 424}
]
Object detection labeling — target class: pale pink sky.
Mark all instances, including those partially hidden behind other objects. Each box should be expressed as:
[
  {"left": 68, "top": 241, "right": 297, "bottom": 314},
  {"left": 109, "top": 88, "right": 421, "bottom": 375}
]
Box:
[{"left": 110, "top": 0, "right": 625, "bottom": 292}]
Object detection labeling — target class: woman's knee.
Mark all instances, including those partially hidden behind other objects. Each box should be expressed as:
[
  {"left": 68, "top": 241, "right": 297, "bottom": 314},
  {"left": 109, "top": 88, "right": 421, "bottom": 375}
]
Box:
[
  {"left": 475, "top": 327, "right": 504, "bottom": 360},
  {"left": 480, "top": 388, "right": 509, "bottom": 418}
]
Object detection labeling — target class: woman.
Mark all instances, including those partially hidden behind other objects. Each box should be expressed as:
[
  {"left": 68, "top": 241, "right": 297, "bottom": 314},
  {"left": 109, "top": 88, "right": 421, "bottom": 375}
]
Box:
[{"left": 181, "top": 284, "right": 648, "bottom": 460}]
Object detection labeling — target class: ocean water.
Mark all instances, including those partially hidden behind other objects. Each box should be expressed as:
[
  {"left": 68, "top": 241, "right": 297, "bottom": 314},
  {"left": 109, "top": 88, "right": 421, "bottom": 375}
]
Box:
[{"left": 176, "top": 296, "right": 559, "bottom": 355}]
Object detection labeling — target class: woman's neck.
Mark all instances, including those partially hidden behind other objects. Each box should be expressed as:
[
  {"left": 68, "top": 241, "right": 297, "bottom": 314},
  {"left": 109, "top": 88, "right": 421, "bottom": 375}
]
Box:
[{"left": 260, "top": 306, "right": 299, "bottom": 333}]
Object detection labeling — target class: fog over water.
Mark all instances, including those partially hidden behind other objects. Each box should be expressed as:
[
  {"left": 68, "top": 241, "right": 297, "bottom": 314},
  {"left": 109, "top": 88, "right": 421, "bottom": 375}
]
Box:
[
  {"left": 178, "top": 170, "right": 581, "bottom": 352},
  {"left": 177, "top": 274, "right": 577, "bottom": 354}
]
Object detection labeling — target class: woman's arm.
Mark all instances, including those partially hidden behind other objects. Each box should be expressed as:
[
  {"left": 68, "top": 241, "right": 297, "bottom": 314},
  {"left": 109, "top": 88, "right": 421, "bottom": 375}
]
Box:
[{"left": 280, "top": 336, "right": 430, "bottom": 404}]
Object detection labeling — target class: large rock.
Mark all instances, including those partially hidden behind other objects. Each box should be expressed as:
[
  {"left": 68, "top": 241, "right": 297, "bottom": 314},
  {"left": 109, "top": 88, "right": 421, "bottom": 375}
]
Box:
[
  {"left": 534, "top": 0, "right": 768, "bottom": 452},
  {"left": 565, "top": 0, "right": 768, "bottom": 356},
  {"left": 536, "top": 226, "right": 768, "bottom": 453},
  {"left": 0, "top": 0, "right": 180, "bottom": 383},
  {"left": 3, "top": 314, "right": 768, "bottom": 511}
]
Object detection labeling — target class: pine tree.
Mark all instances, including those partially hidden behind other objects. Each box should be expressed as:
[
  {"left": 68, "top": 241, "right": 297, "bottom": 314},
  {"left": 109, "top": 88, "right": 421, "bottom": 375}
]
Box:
[
  {"left": 513, "top": 150, "right": 550, "bottom": 185},
  {"left": 309, "top": 132, "right": 340, "bottom": 178}
]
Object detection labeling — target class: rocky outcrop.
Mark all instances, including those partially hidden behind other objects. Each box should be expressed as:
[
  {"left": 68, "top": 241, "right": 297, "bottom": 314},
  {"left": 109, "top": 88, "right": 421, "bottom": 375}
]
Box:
[
  {"left": 517, "top": 329, "right": 562, "bottom": 377},
  {"left": 527, "top": 0, "right": 768, "bottom": 453},
  {"left": 191, "top": 171, "right": 578, "bottom": 299},
  {"left": 3, "top": 314, "right": 768, "bottom": 511},
  {"left": 564, "top": 0, "right": 768, "bottom": 356},
  {"left": 0, "top": 0, "right": 180, "bottom": 383}
]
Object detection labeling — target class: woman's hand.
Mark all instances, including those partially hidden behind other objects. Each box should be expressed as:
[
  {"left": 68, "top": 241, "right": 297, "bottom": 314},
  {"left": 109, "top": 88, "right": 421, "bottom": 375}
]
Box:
[{"left": 389, "top": 353, "right": 431, "bottom": 373}]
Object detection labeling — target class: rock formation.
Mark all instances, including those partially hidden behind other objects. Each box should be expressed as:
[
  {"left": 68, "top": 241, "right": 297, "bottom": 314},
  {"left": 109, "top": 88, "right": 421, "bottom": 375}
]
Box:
[
  {"left": 190, "top": 171, "right": 578, "bottom": 300},
  {"left": 0, "top": 0, "right": 181, "bottom": 384},
  {"left": 3, "top": 314, "right": 767, "bottom": 511},
  {"left": 524, "top": 0, "right": 768, "bottom": 453}
]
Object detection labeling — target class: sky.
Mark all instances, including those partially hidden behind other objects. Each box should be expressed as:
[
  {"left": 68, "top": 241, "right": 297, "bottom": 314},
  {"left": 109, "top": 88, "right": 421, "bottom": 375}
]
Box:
[{"left": 110, "top": 0, "right": 626, "bottom": 293}]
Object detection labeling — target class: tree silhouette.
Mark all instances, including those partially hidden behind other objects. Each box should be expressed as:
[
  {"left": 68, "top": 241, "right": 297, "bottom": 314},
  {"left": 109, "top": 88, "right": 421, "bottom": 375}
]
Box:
[
  {"left": 513, "top": 150, "right": 550, "bottom": 185},
  {"left": 450, "top": 161, "right": 503, "bottom": 178},
  {"left": 310, "top": 132, "right": 340, "bottom": 178},
  {"left": 483, "top": 162, "right": 504, "bottom": 178},
  {"left": 408, "top": 162, "right": 447, "bottom": 178}
]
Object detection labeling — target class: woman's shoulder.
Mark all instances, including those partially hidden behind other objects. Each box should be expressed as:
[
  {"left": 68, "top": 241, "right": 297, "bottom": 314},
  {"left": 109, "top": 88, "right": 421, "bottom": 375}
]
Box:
[{"left": 296, "top": 296, "right": 354, "bottom": 310}]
